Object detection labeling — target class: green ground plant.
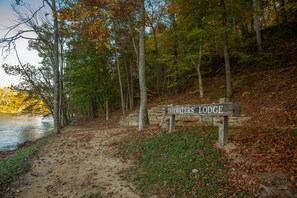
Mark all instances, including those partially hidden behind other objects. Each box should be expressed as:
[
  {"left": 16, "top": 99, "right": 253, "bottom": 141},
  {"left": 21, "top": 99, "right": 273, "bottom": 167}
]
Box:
[
  {"left": 0, "top": 140, "right": 47, "bottom": 196},
  {"left": 126, "top": 127, "right": 247, "bottom": 197}
]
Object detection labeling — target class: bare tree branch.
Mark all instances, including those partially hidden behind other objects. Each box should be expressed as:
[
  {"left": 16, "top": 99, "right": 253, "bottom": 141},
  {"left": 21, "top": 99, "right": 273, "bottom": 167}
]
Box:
[{"left": 4, "top": 2, "right": 45, "bottom": 38}]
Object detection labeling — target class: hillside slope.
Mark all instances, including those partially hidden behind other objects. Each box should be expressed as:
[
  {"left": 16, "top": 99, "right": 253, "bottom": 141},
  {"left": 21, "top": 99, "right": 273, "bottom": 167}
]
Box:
[
  {"left": 142, "top": 27, "right": 297, "bottom": 196},
  {"left": 148, "top": 24, "right": 297, "bottom": 130}
]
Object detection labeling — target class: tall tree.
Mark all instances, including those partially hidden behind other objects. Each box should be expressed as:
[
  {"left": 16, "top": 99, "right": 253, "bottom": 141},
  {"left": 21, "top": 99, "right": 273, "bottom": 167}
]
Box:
[
  {"left": 253, "top": 0, "right": 263, "bottom": 53},
  {"left": 114, "top": 26, "right": 126, "bottom": 115},
  {"left": 0, "top": 0, "right": 63, "bottom": 131},
  {"left": 60, "top": 0, "right": 134, "bottom": 118},
  {"left": 146, "top": 0, "right": 167, "bottom": 92},
  {"left": 196, "top": 34, "right": 203, "bottom": 98},
  {"left": 220, "top": 0, "right": 232, "bottom": 98},
  {"left": 138, "top": 0, "right": 149, "bottom": 131},
  {"left": 50, "top": 0, "right": 61, "bottom": 133}
]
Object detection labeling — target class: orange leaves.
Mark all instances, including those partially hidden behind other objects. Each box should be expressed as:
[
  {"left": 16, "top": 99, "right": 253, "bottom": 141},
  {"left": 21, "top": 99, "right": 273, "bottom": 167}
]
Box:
[
  {"left": 167, "top": 2, "right": 179, "bottom": 15},
  {"left": 59, "top": 1, "right": 113, "bottom": 51},
  {"left": 60, "top": 4, "right": 92, "bottom": 22},
  {"left": 59, "top": 8, "right": 75, "bottom": 21}
]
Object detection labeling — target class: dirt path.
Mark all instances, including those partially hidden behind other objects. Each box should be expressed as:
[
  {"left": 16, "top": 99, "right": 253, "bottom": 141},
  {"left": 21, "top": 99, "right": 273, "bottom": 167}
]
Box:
[{"left": 11, "top": 125, "right": 139, "bottom": 198}]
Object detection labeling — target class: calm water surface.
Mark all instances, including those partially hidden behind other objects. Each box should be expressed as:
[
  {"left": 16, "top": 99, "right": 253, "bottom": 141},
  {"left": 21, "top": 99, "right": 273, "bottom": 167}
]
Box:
[{"left": 0, "top": 113, "right": 54, "bottom": 151}]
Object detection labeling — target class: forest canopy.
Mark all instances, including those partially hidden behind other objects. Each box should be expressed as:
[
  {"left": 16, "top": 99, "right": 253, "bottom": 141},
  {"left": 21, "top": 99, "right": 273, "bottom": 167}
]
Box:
[{"left": 1, "top": 0, "right": 296, "bottom": 132}]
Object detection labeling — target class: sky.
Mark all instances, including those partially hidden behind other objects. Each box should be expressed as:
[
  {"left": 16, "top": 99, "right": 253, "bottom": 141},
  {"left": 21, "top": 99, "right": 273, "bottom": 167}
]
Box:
[{"left": 0, "top": 0, "right": 43, "bottom": 87}]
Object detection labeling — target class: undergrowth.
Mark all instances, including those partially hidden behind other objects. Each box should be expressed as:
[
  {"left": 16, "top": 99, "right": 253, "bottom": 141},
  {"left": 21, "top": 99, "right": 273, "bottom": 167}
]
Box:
[
  {"left": 0, "top": 140, "right": 47, "bottom": 196},
  {"left": 126, "top": 127, "right": 247, "bottom": 197}
]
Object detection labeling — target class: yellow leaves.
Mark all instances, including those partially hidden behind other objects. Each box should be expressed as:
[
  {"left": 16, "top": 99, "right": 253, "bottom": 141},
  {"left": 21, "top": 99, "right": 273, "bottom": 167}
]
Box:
[
  {"left": 59, "top": 1, "right": 115, "bottom": 54},
  {"left": 242, "top": 91, "right": 249, "bottom": 97},
  {"left": 94, "top": 40, "right": 109, "bottom": 52},
  {"left": 0, "top": 88, "right": 49, "bottom": 114},
  {"left": 81, "top": 10, "right": 92, "bottom": 19},
  {"left": 73, "top": 3, "right": 79, "bottom": 10},
  {"left": 95, "top": 42, "right": 102, "bottom": 50},
  {"left": 168, "top": 3, "right": 179, "bottom": 15},
  {"left": 60, "top": 4, "right": 92, "bottom": 22}
]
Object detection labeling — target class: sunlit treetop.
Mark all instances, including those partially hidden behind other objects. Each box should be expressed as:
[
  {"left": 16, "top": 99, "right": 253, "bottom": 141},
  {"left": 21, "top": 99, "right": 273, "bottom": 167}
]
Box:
[{"left": 59, "top": 0, "right": 115, "bottom": 50}]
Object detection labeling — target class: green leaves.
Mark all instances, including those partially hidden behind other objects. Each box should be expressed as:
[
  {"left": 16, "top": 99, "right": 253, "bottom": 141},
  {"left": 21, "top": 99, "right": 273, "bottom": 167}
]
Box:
[{"left": 64, "top": 37, "right": 118, "bottom": 116}]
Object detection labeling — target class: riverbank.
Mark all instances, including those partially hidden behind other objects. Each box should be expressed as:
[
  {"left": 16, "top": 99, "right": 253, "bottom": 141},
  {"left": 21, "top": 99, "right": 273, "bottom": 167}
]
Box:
[
  {"left": 0, "top": 136, "right": 50, "bottom": 160},
  {"left": 0, "top": 138, "right": 48, "bottom": 197}
]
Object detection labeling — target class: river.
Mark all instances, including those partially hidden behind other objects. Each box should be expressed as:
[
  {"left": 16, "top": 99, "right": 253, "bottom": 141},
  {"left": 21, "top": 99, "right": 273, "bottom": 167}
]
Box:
[{"left": 0, "top": 113, "right": 54, "bottom": 151}]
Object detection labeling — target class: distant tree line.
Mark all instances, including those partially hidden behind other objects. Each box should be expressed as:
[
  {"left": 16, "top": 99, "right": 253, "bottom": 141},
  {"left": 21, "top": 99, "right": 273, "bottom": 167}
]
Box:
[{"left": 0, "top": 87, "right": 49, "bottom": 114}]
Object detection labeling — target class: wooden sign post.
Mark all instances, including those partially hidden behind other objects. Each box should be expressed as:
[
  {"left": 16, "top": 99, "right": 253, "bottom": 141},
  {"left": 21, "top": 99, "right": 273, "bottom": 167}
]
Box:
[
  {"left": 218, "top": 98, "right": 229, "bottom": 147},
  {"left": 165, "top": 98, "right": 241, "bottom": 147}
]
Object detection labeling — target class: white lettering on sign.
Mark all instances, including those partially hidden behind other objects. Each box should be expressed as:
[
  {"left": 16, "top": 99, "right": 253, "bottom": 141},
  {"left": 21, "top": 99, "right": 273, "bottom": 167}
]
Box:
[
  {"left": 168, "top": 107, "right": 194, "bottom": 114},
  {"left": 197, "top": 105, "right": 224, "bottom": 114},
  {"left": 167, "top": 105, "right": 225, "bottom": 115},
  {"left": 219, "top": 105, "right": 223, "bottom": 113}
]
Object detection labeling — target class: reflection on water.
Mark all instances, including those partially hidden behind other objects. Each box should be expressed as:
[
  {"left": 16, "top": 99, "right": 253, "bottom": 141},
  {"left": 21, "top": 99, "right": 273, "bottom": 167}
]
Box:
[{"left": 0, "top": 113, "right": 54, "bottom": 151}]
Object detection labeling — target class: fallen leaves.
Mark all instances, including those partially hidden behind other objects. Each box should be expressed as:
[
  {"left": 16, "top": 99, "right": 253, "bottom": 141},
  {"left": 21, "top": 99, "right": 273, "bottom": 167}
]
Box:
[{"left": 225, "top": 128, "right": 297, "bottom": 196}]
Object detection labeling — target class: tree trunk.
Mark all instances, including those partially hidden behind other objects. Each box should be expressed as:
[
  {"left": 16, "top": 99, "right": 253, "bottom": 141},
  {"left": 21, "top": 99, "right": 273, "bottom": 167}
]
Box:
[
  {"left": 170, "top": 11, "right": 179, "bottom": 94},
  {"left": 89, "top": 97, "right": 96, "bottom": 118},
  {"left": 126, "top": 25, "right": 135, "bottom": 110},
  {"left": 232, "top": 17, "right": 236, "bottom": 33},
  {"left": 124, "top": 59, "right": 132, "bottom": 111},
  {"left": 138, "top": 0, "right": 149, "bottom": 131},
  {"left": 253, "top": 0, "right": 263, "bottom": 53},
  {"left": 245, "top": 24, "right": 249, "bottom": 35},
  {"left": 125, "top": 87, "right": 129, "bottom": 112},
  {"left": 59, "top": 36, "right": 67, "bottom": 127},
  {"left": 272, "top": 0, "right": 280, "bottom": 28},
  {"left": 115, "top": 43, "right": 125, "bottom": 115},
  {"left": 127, "top": 19, "right": 139, "bottom": 72},
  {"left": 52, "top": 0, "right": 60, "bottom": 133},
  {"left": 129, "top": 60, "right": 134, "bottom": 110},
  {"left": 152, "top": 28, "right": 162, "bottom": 92},
  {"left": 220, "top": 0, "right": 232, "bottom": 98},
  {"left": 280, "top": 0, "right": 287, "bottom": 24},
  {"left": 251, "top": 17, "right": 254, "bottom": 32},
  {"left": 196, "top": 35, "right": 203, "bottom": 98},
  {"left": 105, "top": 95, "right": 109, "bottom": 121},
  {"left": 241, "top": 23, "right": 246, "bottom": 37}
]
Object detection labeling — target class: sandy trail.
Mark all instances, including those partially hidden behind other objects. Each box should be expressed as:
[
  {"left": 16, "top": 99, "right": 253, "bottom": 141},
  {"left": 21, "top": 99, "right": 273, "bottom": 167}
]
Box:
[{"left": 11, "top": 125, "right": 139, "bottom": 198}]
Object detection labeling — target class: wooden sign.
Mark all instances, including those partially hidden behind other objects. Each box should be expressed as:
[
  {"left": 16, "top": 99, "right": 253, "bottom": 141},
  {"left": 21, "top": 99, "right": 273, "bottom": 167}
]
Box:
[
  {"left": 164, "top": 98, "right": 241, "bottom": 147},
  {"left": 166, "top": 103, "right": 241, "bottom": 117}
]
